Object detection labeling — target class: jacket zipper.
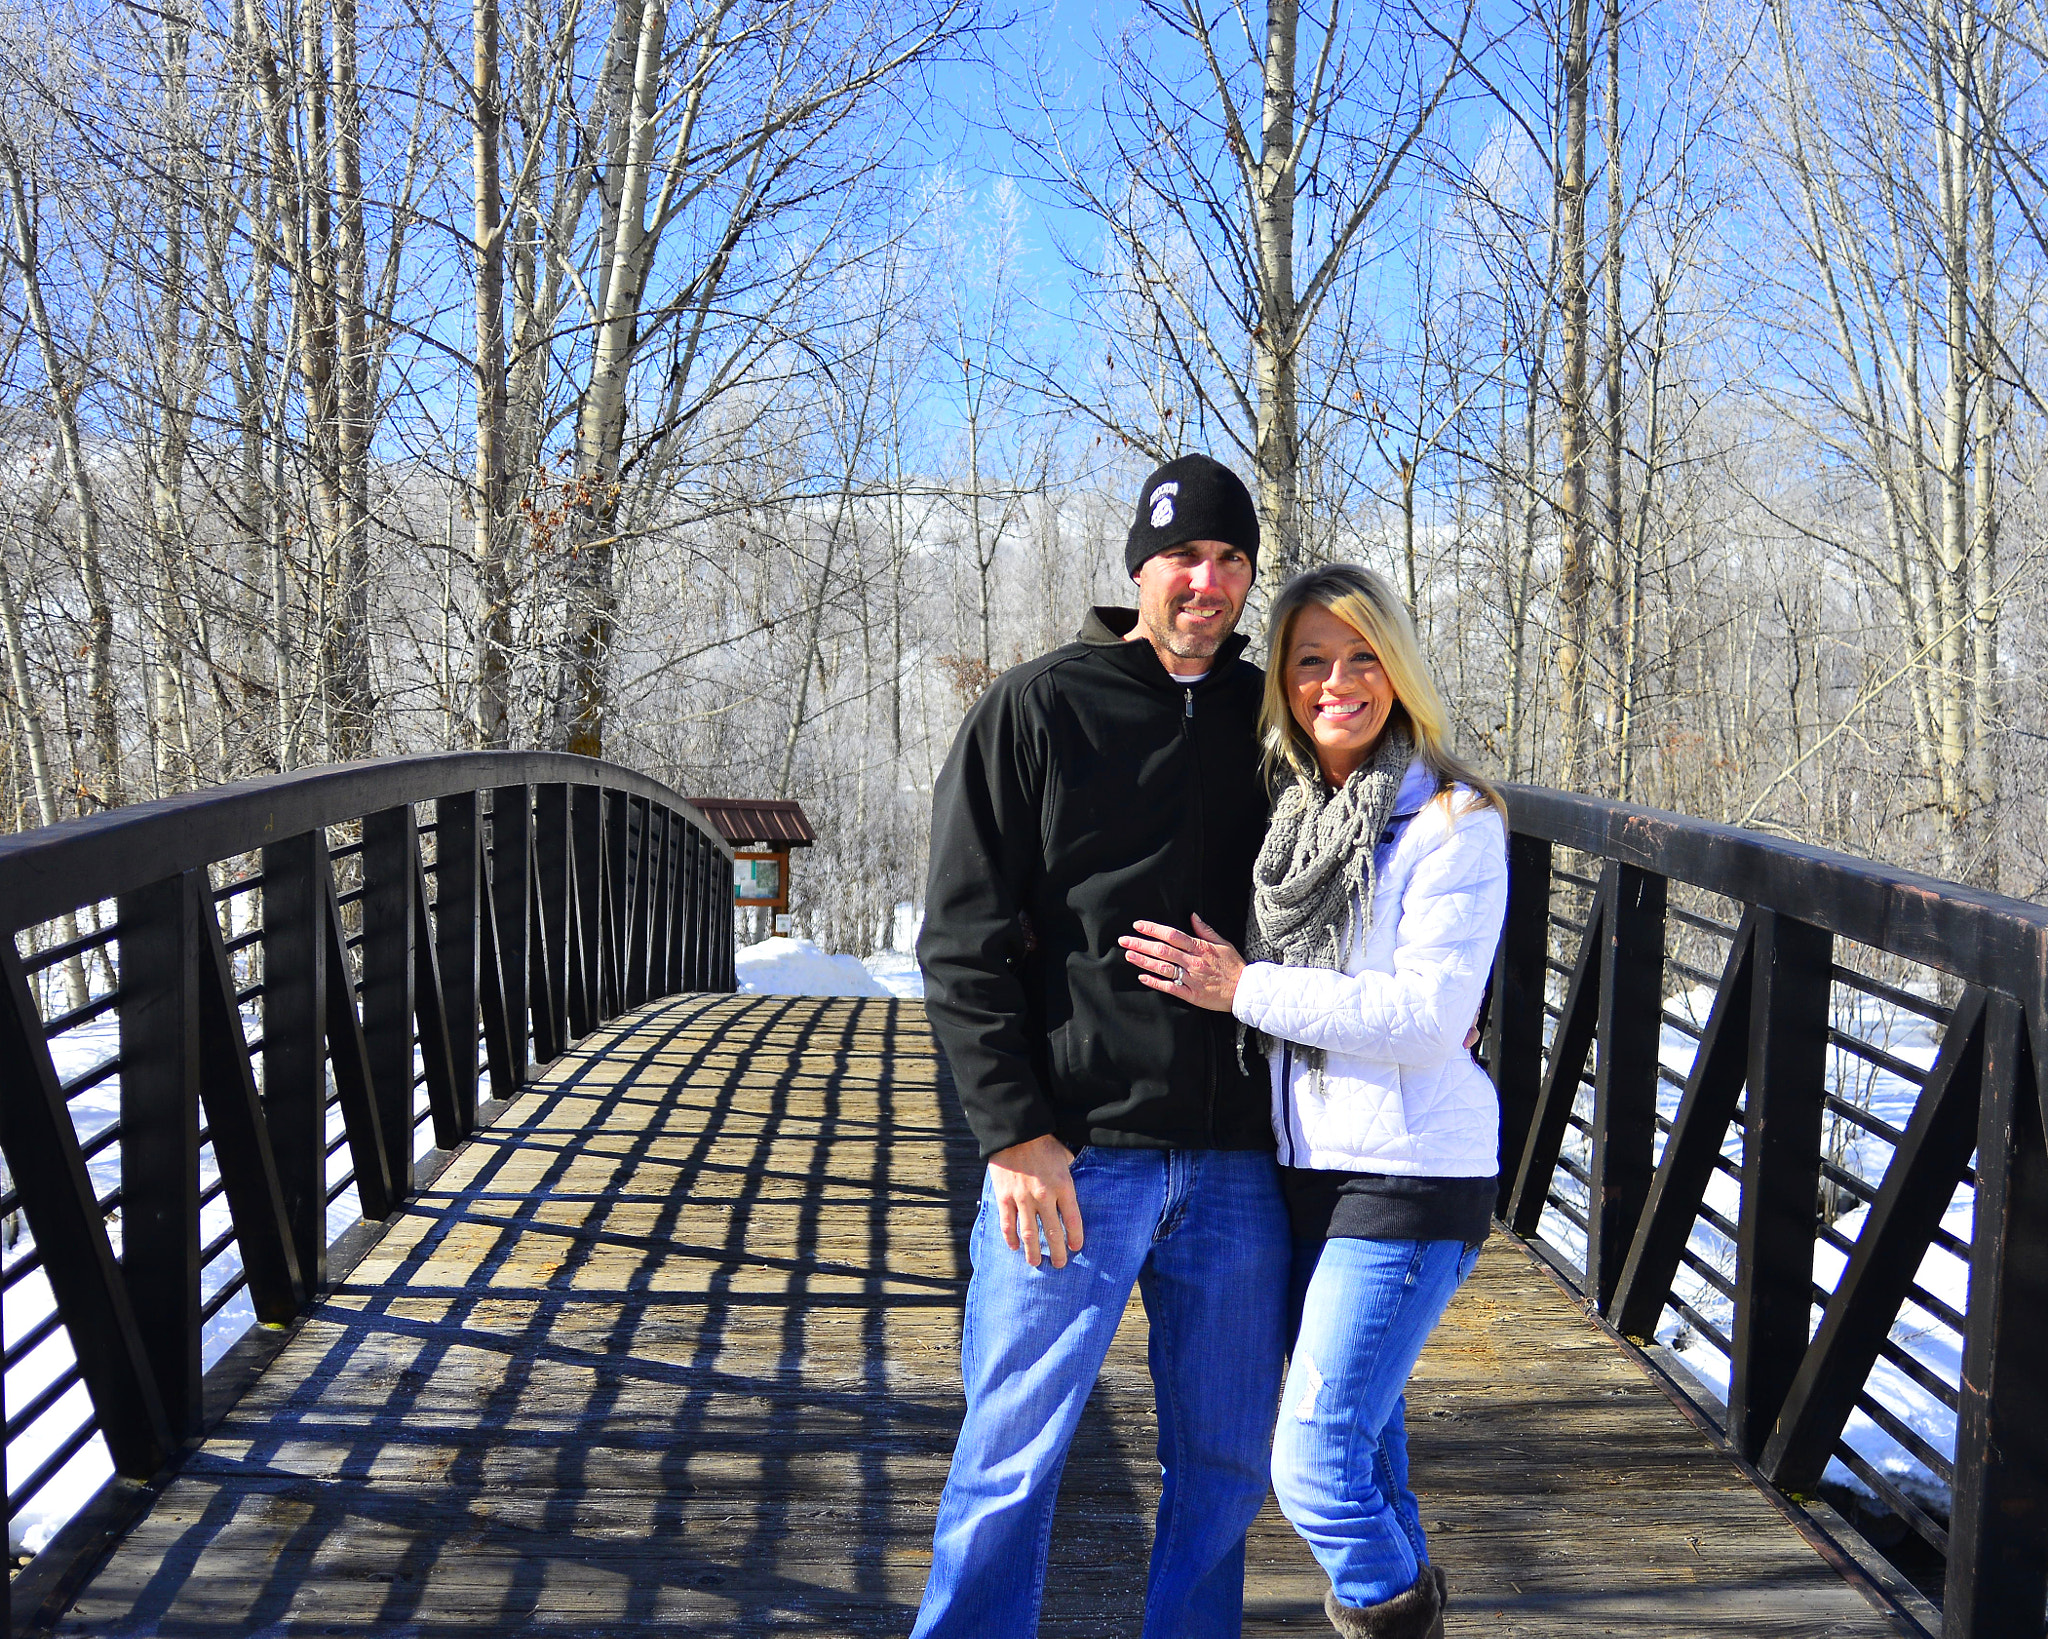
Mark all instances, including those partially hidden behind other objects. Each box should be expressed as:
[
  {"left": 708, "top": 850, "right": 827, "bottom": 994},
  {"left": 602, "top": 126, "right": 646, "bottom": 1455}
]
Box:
[
  {"left": 1184, "top": 682, "right": 1216, "bottom": 1144},
  {"left": 1281, "top": 1041, "right": 1296, "bottom": 1166}
]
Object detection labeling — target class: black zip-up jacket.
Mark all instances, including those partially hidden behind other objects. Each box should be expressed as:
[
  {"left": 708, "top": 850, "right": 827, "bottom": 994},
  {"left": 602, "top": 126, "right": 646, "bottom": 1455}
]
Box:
[{"left": 918, "top": 607, "right": 1273, "bottom": 1159}]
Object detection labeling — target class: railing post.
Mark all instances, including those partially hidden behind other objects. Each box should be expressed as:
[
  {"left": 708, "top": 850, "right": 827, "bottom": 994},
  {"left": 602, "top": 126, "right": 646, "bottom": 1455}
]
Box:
[
  {"left": 533, "top": 783, "right": 571, "bottom": 1058},
  {"left": 603, "top": 789, "right": 628, "bottom": 1017},
  {"left": 1587, "top": 860, "right": 1665, "bottom": 1313},
  {"left": 710, "top": 829, "right": 726, "bottom": 990},
  {"left": 675, "top": 815, "right": 700, "bottom": 987},
  {"left": 700, "top": 839, "right": 716, "bottom": 991},
  {"left": 434, "top": 793, "right": 482, "bottom": 1134},
  {"left": 116, "top": 868, "right": 205, "bottom": 1442},
  {"left": 571, "top": 786, "right": 602, "bottom": 1036},
  {"left": 1943, "top": 993, "right": 2048, "bottom": 1637},
  {"left": 1729, "top": 909, "right": 1832, "bottom": 1459},
  {"left": 647, "top": 807, "right": 673, "bottom": 999},
  {"left": 1488, "top": 833, "right": 1551, "bottom": 1218},
  {"left": 361, "top": 807, "right": 419, "bottom": 1199},
  {"left": 491, "top": 785, "right": 533, "bottom": 1076},
  {"left": 625, "top": 797, "right": 651, "bottom": 1009},
  {"left": 720, "top": 838, "right": 736, "bottom": 991},
  {"left": 263, "top": 832, "right": 329, "bottom": 1288},
  {"left": 680, "top": 825, "right": 703, "bottom": 991}
]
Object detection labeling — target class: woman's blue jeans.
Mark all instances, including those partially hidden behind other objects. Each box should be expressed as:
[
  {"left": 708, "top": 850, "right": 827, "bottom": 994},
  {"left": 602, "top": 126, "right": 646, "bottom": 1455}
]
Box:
[
  {"left": 910, "top": 1146, "right": 1290, "bottom": 1639},
  {"left": 1272, "top": 1236, "right": 1481, "bottom": 1609}
]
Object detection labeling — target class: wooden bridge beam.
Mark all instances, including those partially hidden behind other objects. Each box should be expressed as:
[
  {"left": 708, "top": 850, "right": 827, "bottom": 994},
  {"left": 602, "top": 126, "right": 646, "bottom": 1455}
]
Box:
[
  {"left": 1488, "top": 832, "right": 1551, "bottom": 1220},
  {"left": 1588, "top": 860, "right": 1666, "bottom": 1313},
  {"left": 263, "top": 832, "right": 330, "bottom": 1287},
  {"left": 1729, "top": 910, "right": 1832, "bottom": 1460},
  {"left": 362, "top": 806, "right": 420, "bottom": 1199},
  {"left": 115, "top": 869, "right": 205, "bottom": 1442},
  {"left": 1944, "top": 994, "right": 2048, "bottom": 1637},
  {"left": 433, "top": 792, "right": 483, "bottom": 1134}
]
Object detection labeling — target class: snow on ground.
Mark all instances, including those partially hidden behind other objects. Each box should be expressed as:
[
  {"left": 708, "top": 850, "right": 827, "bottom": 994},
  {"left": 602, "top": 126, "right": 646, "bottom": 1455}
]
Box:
[
  {"left": 862, "top": 949, "right": 925, "bottom": 999},
  {"left": 736, "top": 906, "right": 926, "bottom": 1001},
  {"left": 1537, "top": 979, "right": 1962, "bottom": 1520},
  {"left": 736, "top": 936, "right": 891, "bottom": 997}
]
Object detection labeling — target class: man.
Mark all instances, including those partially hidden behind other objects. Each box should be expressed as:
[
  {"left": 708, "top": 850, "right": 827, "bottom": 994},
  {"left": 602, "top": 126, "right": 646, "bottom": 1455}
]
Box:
[{"left": 912, "top": 454, "right": 1289, "bottom": 1638}]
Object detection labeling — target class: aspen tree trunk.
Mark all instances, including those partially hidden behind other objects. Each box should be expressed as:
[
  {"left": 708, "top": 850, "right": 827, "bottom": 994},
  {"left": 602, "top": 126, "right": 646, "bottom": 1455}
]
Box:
[
  {"left": 1508, "top": 337, "right": 1545, "bottom": 783},
  {"left": 1600, "top": 0, "right": 1628, "bottom": 795},
  {"left": 782, "top": 333, "right": 884, "bottom": 795},
  {"left": 1, "top": 153, "right": 122, "bottom": 811},
  {"left": 146, "top": 2, "right": 208, "bottom": 794},
  {"left": 290, "top": 0, "right": 348, "bottom": 761},
  {"left": 888, "top": 395, "right": 906, "bottom": 757},
  {"left": 556, "top": 0, "right": 664, "bottom": 757},
  {"left": 1968, "top": 2, "right": 2003, "bottom": 884},
  {"left": 0, "top": 544, "right": 87, "bottom": 1008},
  {"left": 237, "top": 0, "right": 302, "bottom": 766},
  {"left": 1929, "top": 0, "right": 1974, "bottom": 875},
  {"left": 1253, "top": 0, "right": 1302, "bottom": 579},
  {"left": 1555, "top": 0, "right": 1594, "bottom": 792},
  {"left": 1496, "top": 299, "right": 1519, "bottom": 777},
  {"left": 327, "top": 0, "right": 376, "bottom": 756},
  {"left": 472, "top": 0, "right": 513, "bottom": 747},
  {"left": 955, "top": 336, "right": 998, "bottom": 669},
  {"left": 1615, "top": 274, "right": 1667, "bottom": 802}
]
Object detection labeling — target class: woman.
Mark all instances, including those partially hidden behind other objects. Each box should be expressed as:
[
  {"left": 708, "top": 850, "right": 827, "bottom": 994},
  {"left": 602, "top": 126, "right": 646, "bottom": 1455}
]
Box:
[{"left": 1119, "top": 564, "right": 1507, "bottom": 1639}]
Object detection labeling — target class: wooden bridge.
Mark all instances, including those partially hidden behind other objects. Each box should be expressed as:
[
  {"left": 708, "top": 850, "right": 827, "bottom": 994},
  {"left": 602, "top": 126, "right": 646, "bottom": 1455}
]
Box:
[{"left": 0, "top": 753, "right": 2041, "bottom": 1636}]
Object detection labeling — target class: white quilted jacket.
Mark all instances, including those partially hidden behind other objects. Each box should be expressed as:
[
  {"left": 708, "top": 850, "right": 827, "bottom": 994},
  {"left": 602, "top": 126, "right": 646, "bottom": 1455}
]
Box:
[{"left": 1232, "top": 760, "right": 1508, "bottom": 1177}]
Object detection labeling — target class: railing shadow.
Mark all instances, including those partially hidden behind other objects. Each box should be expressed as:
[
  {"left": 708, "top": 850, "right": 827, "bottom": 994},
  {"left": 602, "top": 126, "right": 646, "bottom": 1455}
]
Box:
[{"left": 58, "top": 995, "right": 1161, "bottom": 1635}]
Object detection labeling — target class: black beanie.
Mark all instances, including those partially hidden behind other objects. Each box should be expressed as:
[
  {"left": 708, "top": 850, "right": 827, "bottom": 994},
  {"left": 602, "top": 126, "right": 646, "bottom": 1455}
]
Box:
[{"left": 1124, "top": 454, "right": 1260, "bottom": 579}]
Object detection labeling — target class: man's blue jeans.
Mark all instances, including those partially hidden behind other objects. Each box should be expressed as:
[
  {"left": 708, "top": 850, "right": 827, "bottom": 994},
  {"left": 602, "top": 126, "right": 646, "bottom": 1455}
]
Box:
[
  {"left": 911, "top": 1146, "right": 1290, "bottom": 1639},
  {"left": 1271, "top": 1236, "right": 1481, "bottom": 1609}
]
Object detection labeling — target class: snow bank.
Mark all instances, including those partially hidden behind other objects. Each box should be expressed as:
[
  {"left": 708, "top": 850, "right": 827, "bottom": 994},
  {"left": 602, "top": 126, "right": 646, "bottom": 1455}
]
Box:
[
  {"left": 736, "top": 936, "right": 891, "bottom": 997},
  {"left": 736, "top": 906, "right": 925, "bottom": 1000}
]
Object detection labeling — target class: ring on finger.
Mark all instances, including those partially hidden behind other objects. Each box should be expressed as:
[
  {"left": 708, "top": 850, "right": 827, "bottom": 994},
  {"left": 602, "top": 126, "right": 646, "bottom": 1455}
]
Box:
[{"left": 1173, "top": 964, "right": 1185, "bottom": 985}]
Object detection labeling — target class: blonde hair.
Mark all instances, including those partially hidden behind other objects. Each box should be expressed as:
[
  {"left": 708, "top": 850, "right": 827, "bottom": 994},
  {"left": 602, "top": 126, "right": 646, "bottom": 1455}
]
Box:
[{"left": 1259, "top": 563, "right": 1505, "bottom": 817}]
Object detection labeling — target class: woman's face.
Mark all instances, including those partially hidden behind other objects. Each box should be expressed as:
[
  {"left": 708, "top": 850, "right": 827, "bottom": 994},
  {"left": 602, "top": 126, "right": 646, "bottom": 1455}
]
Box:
[{"left": 1285, "top": 602, "right": 1398, "bottom": 785}]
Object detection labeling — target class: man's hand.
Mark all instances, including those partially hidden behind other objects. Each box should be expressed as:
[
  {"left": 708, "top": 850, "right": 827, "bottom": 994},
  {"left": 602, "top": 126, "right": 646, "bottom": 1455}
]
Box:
[{"left": 988, "top": 1134, "right": 1084, "bottom": 1269}]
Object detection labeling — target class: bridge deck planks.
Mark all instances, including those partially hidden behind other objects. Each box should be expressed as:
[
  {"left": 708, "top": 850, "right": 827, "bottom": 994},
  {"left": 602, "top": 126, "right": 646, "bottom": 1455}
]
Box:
[{"left": 58, "top": 996, "right": 1909, "bottom": 1635}]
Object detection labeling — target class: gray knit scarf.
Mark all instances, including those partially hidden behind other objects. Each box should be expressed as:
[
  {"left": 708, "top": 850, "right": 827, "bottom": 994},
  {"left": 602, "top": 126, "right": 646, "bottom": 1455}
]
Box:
[{"left": 1243, "top": 728, "right": 1416, "bottom": 1071}]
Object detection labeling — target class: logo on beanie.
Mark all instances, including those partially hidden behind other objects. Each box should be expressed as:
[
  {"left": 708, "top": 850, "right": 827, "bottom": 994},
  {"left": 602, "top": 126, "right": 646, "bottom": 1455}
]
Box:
[{"left": 1149, "top": 482, "right": 1179, "bottom": 529}]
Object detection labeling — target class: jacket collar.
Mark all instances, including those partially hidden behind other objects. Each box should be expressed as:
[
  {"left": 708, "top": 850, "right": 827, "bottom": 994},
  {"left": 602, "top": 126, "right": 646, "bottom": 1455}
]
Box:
[
  {"left": 1390, "top": 757, "right": 1435, "bottom": 819},
  {"left": 1076, "top": 605, "right": 1250, "bottom": 686}
]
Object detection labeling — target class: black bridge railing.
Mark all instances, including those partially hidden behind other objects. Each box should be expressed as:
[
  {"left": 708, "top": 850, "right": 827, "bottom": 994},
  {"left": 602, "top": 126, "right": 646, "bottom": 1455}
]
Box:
[
  {"left": 1486, "top": 785, "right": 2046, "bottom": 1638},
  {"left": 0, "top": 753, "right": 734, "bottom": 1624}
]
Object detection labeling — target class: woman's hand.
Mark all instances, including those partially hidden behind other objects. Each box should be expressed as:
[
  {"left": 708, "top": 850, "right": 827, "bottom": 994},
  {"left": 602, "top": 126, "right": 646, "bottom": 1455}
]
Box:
[{"left": 1119, "top": 912, "right": 1246, "bottom": 1012}]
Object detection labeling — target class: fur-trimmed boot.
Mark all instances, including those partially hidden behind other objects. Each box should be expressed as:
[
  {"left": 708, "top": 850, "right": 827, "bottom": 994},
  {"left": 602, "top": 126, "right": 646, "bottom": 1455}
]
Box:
[{"left": 1322, "top": 1563, "right": 1445, "bottom": 1639}]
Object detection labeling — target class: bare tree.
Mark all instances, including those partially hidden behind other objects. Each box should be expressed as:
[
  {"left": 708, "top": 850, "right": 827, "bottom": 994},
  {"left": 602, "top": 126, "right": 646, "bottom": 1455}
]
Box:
[{"left": 1009, "top": 0, "right": 1472, "bottom": 581}]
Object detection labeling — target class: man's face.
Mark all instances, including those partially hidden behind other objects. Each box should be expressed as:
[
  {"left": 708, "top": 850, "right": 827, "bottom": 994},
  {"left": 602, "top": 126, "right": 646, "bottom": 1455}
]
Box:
[{"left": 1132, "top": 539, "right": 1255, "bottom": 666}]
